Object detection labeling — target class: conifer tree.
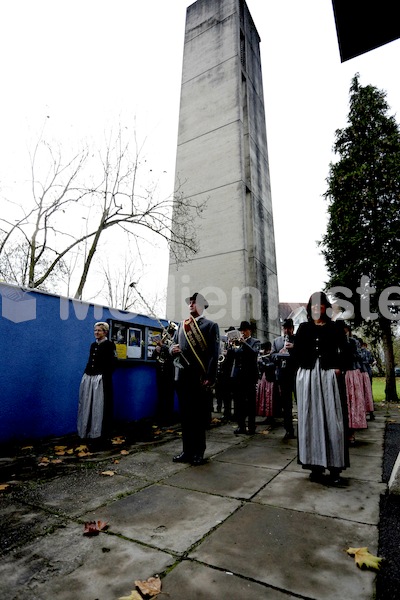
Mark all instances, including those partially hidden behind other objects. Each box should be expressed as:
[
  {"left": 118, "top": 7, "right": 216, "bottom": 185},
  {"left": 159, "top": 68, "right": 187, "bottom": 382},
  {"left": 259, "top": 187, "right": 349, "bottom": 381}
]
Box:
[{"left": 320, "top": 74, "right": 400, "bottom": 401}]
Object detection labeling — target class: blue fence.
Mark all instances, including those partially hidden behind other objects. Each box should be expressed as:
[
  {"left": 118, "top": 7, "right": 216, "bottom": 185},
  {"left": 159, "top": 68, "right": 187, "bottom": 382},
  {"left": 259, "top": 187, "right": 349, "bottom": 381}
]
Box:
[{"left": 0, "top": 283, "right": 174, "bottom": 444}]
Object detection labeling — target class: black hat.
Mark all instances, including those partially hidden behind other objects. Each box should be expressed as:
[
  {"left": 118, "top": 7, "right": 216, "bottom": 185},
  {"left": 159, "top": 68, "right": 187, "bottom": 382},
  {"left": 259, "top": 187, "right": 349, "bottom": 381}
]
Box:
[
  {"left": 185, "top": 292, "right": 209, "bottom": 309},
  {"left": 283, "top": 318, "right": 294, "bottom": 328},
  {"left": 238, "top": 320, "right": 252, "bottom": 331},
  {"left": 225, "top": 326, "right": 236, "bottom": 332}
]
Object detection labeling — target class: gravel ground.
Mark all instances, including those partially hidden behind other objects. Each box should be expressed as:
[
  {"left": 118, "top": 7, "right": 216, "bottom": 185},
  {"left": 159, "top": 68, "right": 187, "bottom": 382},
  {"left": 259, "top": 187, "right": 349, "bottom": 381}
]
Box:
[{"left": 376, "top": 422, "right": 400, "bottom": 599}]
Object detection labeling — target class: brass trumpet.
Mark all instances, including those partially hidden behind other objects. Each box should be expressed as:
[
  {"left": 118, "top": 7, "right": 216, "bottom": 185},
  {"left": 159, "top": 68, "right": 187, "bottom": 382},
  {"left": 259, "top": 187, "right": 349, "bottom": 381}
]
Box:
[{"left": 226, "top": 329, "right": 241, "bottom": 347}]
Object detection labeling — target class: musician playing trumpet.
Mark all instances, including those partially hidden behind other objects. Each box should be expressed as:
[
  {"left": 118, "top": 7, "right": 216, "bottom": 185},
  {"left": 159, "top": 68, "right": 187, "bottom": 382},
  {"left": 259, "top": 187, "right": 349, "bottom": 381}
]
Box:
[
  {"left": 170, "top": 292, "right": 220, "bottom": 466},
  {"left": 230, "top": 320, "right": 261, "bottom": 435}
]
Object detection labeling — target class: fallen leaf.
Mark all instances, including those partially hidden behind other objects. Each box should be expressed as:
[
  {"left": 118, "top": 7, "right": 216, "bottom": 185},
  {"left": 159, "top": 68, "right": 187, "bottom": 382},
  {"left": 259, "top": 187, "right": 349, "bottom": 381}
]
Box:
[
  {"left": 51, "top": 459, "right": 63, "bottom": 464},
  {"left": 111, "top": 436, "right": 125, "bottom": 445},
  {"left": 77, "top": 451, "right": 92, "bottom": 457},
  {"left": 0, "top": 483, "right": 11, "bottom": 492},
  {"left": 55, "top": 450, "right": 66, "bottom": 456},
  {"left": 21, "top": 445, "right": 34, "bottom": 451},
  {"left": 66, "top": 448, "right": 74, "bottom": 455},
  {"left": 118, "top": 591, "right": 142, "bottom": 600},
  {"left": 166, "top": 429, "right": 174, "bottom": 433},
  {"left": 346, "top": 547, "right": 384, "bottom": 570},
  {"left": 120, "top": 450, "right": 129, "bottom": 455},
  {"left": 135, "top": 575, "right": 162, "bottom": 597},
  {"left": 75, "top": 444, "right": 89, "bottom": 453},
  {"left": 100, "top": 470, "right": 116, "bottom": 476},
  {"left": 83, "top": 520, "right": 108, "bottom": 535},
  {"left": 54, "top": 445, "right": 68, "bottom": 452}
]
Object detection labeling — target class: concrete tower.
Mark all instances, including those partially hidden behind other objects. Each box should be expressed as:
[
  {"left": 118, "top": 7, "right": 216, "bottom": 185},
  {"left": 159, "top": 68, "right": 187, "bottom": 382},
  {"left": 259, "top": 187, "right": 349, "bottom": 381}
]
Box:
[{"left": 167, "top": 0, "right": 280, "bottom": 340}]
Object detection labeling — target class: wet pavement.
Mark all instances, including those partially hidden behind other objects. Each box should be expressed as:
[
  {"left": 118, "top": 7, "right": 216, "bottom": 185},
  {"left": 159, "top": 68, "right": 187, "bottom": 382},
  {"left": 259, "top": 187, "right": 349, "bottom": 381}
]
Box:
[{"left": 0, "top": 403, "right": 398, "bottom": 600}]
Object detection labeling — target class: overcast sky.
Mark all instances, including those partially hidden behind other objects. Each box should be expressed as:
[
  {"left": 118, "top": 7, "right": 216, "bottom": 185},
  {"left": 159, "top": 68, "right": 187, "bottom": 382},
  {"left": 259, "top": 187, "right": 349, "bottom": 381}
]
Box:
[{"left": 1, "top": 0, "right": 399, "bottom": 309}]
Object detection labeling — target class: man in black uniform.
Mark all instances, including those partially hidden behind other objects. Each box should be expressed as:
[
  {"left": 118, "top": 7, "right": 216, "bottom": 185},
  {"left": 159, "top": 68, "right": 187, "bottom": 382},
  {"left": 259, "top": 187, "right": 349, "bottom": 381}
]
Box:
[
  {"left": 271, "top": 318, "right": 296, "bottom": 439},
  {"left": 170, "top": 292, "right": 220, "bottom": 465},
  {"left": 231, "top": 321, "right": 260, "bottom": 435}
]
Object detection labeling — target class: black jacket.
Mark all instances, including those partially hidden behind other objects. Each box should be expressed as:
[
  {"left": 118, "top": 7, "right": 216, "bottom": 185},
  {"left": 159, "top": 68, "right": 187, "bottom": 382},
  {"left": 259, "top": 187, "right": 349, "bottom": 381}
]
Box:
[{"left": 292, "top": 321, "right": 347, "bottom": 371}]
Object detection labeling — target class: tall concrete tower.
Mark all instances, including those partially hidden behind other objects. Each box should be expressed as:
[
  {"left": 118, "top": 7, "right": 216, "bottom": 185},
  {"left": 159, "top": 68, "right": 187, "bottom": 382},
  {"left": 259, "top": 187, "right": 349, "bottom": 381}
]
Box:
[{"left": 167, "top": 0, "right": 280, "bottom": 340}]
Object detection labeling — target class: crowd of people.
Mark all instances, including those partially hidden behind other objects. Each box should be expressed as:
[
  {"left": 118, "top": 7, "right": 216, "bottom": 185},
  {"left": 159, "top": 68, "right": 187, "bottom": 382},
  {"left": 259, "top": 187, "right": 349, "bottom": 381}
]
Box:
[{"left": 76, "top": 291, "right": 376, "bottom": 484}]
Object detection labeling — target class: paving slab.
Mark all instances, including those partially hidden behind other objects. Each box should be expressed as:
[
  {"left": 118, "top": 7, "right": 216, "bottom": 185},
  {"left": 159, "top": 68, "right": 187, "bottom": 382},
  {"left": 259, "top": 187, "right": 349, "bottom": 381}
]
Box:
[
  {"left": 0, "top": 497, "right": 63, "bottom": 556},
  {"left": 81, "top": 483, "right": 240, "bottom": 554},
  {"left": 190, "top": 502, "right": 377, "bottom": 600},
  {"left": 0, "top": 522, "right": 174, "bottom": 600},
  {"left": 253, "top": 470, "right": 386, "bottom": 524},
  {"left": 101, "top": 447, "right": 189, "bottom": 482},
  {"left": 214, "top": 441, "right": 297, "bottom": 470},
  {"left": 286, "top": 450, "right": 383, "bottom": 482},
  {"left": 164, "top": 459, "right": 277, "bottom": 499},
  {"left": 12, "top": 467, "right": 150, "bottom": 517},
  {"left": 160, "top": 559, "right": 298, "bottom": 599}
]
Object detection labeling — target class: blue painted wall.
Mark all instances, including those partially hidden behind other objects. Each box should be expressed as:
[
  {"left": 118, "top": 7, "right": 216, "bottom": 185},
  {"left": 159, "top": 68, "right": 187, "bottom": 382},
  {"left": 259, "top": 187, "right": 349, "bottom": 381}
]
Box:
[{"left": 0, "top": 283, "right": 174, "bottom": 444}]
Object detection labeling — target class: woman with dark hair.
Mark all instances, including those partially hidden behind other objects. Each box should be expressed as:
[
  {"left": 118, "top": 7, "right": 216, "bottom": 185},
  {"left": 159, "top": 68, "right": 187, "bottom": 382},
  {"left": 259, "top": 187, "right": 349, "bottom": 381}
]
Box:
[{"left": 293, "top": 292, "right": 349, "bottom": 485}]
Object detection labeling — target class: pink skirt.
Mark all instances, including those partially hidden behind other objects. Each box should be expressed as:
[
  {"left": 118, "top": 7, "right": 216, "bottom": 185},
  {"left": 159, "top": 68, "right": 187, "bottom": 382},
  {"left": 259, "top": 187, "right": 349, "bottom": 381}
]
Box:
[
  {"left": 361, "top": 372, "right": 374, "bottom": 412},
  {"left": 256, "top": 374, "right": 275, "bottom": 417},
  {"left": 345, "top": 370, "right": 367, "bottom": 430}
]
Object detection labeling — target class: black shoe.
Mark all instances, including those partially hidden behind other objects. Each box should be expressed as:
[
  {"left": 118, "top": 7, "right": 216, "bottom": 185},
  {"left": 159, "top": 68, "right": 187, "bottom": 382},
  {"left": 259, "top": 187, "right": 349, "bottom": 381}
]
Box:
[
  {"left": 191, "top": 455, "right": 205, "bottom": 466},
  {"left": 309, "top": 469, "right": 325, "bottom": 483},
  {"left": 369, "top": 412, "right": 375, "bottom": 421},
  {"left": 283, "top": 431, "right": 296, "bottom": 440},
  {"left": 328, "top": 469, "right": 347, "bottom": 486},
  {"left": 234, "top": 427, "right": 247, "bottom": 435},
  {"left": 172, "top": 452, "right": 191, "bottom": 463}
]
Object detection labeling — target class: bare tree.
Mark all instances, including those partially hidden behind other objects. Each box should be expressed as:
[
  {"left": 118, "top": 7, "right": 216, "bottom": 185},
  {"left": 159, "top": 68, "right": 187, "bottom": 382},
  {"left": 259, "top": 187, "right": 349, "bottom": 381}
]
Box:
[
  {"left": 0, "top": 126, "right": 203, "bottom": 300},
  {"left": 0, "top": 136, "right": 89, "bottom": 290},
  {"left": 73, "top": 127, "right": 203, "bottom": 299}
]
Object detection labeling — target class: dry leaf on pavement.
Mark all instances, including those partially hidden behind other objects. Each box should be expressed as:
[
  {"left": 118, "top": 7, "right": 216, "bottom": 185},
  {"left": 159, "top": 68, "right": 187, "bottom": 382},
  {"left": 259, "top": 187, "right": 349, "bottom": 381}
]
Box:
[
  {"left": 75, "top": 444, "right": 89, "bottom": 453},
  {"left": 111, "top": 436, "right": 126, "bottom": 445},
  {"left": 83, "top": 520, "right": 108, "bottom": 535},
  {"left": 118, "top": 591, "right": 142, "bottom": 600},
  {"left": 346, "top": 546, "right": 384, "bottom": 570},
  {"left": 135, "top": 575, "right": 162, "bottom": 597},
  {"left": 100, "top": 470, "right": 116, "bottom": 476}
]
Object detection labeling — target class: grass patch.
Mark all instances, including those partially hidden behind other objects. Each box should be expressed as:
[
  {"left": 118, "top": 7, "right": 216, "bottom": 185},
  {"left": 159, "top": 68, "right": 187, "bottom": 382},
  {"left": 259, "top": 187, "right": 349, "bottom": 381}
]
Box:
[{"left": 372, "top": 377, "right": 400, "bottom": 402}]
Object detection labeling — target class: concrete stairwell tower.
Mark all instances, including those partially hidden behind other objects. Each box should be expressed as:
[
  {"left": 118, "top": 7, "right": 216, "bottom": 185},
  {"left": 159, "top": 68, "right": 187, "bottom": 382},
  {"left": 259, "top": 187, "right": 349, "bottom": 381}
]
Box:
[{"left": 167, "top": 0, "right": 280, "bottom": 340}]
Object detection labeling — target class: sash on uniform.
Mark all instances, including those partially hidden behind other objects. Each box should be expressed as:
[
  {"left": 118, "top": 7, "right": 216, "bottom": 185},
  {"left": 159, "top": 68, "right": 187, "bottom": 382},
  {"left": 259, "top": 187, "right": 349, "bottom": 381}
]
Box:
[{"left": 182, "top": 317, "right": 208, "bottom": 373}]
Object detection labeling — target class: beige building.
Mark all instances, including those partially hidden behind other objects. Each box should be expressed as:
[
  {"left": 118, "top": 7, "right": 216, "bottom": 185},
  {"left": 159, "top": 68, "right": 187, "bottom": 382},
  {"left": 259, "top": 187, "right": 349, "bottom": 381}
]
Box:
[{"left": 167, "top": 0, "right": 280, "bottom": 340}]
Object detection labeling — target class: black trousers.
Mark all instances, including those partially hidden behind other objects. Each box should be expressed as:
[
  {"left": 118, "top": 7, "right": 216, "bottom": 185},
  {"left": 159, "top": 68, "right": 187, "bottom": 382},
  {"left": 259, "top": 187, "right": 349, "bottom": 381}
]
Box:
[
  {"left": 277, "top": 373, "right": 295, "bottom": 434},
  {"left": 233, "top": 378, "right": 257, "bottom": 431},
  {"left": 175, "top": 369, "right": 209, "bottom": 457}
]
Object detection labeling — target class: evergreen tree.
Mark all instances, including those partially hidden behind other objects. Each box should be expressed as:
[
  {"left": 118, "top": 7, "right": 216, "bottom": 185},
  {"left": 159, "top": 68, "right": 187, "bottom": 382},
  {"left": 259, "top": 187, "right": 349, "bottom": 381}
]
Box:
[{"left": 320, "top": 74, "right": 400, "bottom": 401}]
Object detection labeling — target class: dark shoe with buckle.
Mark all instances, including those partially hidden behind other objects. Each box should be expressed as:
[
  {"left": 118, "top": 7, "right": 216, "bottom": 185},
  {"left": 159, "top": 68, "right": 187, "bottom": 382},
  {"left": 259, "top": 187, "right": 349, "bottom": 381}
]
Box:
[
  {"left": 234, "top": 427, "right": 247, "bottom": 435},
  {"left": 327, "top": 469, "right": 348, "bottom": 486},
  {"left": 191, "top": 455, "right": 205, "bottom": 466},
  {"left": 172, "top": 452, "right": 191, "bottom": 463}
]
